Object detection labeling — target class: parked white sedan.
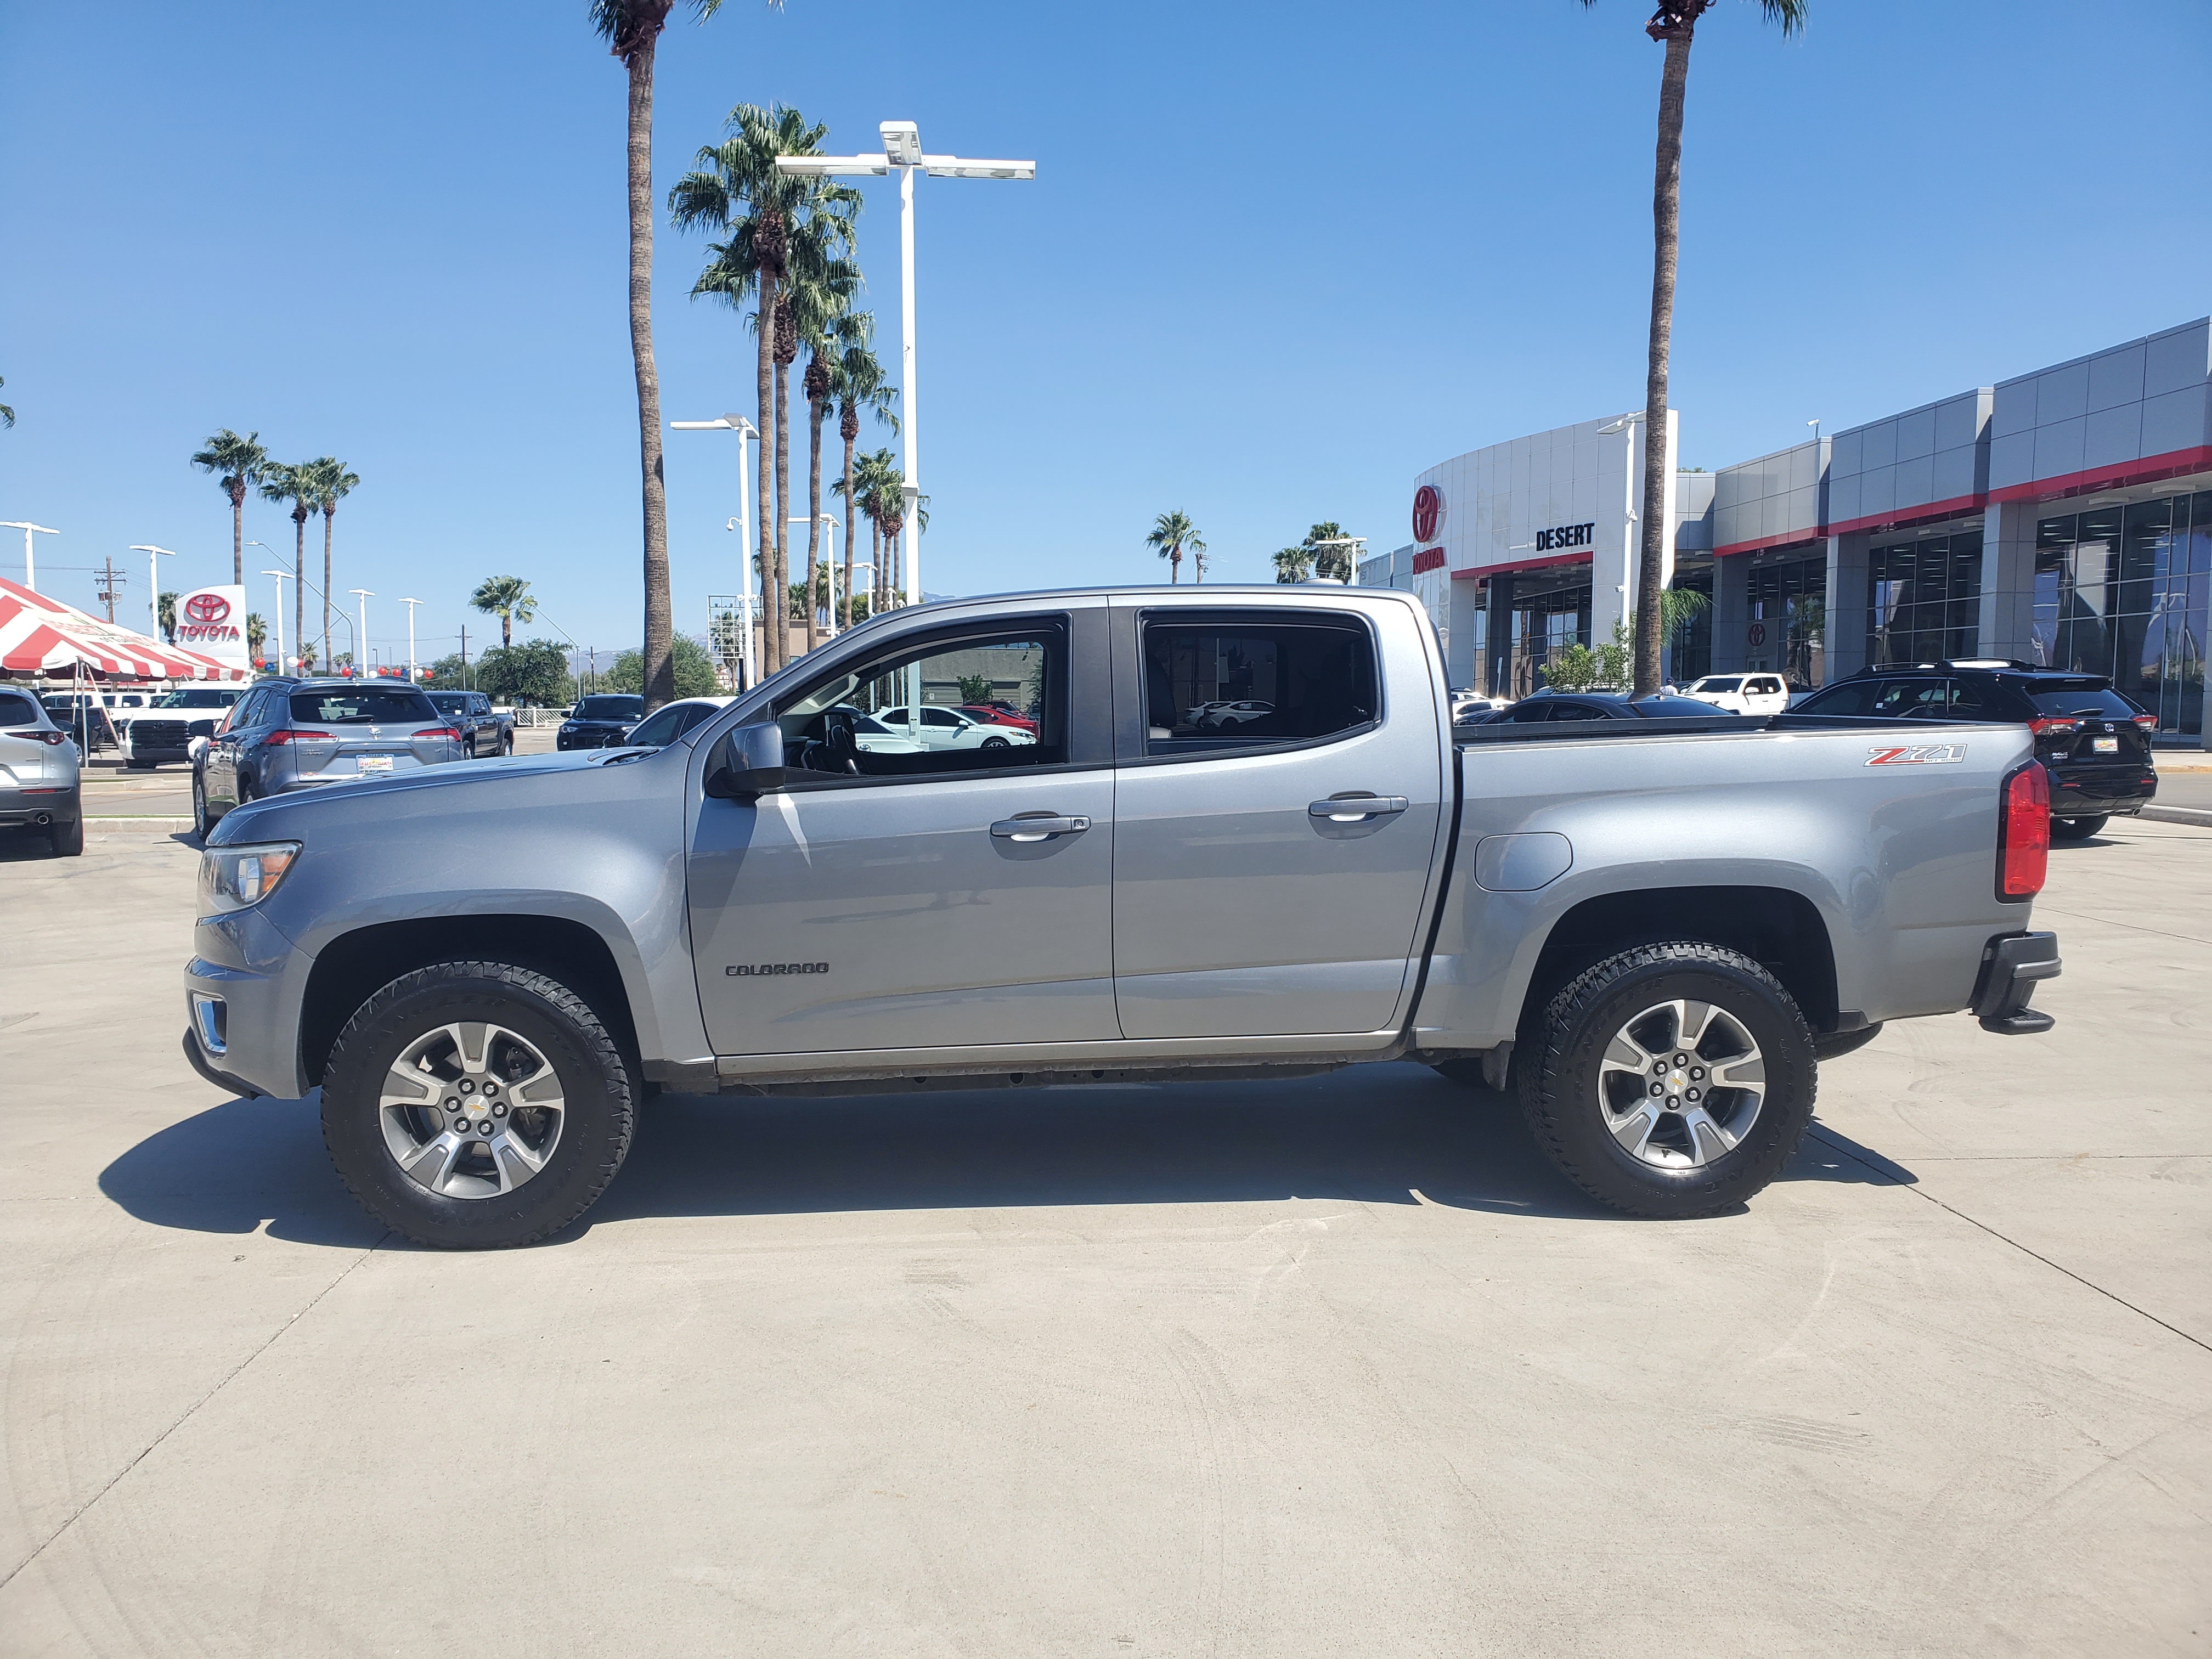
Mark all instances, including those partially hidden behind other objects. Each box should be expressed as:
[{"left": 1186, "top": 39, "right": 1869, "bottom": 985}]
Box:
[
  {"left": 876, "top": 705, "right": 1037, "bottom": 751},
  {"left": 1680, "top": 673, "right": 1792, "bottom": 715}
]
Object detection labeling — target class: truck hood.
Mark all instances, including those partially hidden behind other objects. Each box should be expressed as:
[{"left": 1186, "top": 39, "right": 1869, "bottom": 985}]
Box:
[{"left": 207, "top": 745, "right": 669, "bottom": 845}]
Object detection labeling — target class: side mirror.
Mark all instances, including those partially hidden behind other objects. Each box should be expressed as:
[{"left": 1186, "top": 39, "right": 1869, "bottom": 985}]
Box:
[{"left": 704, "top": 720, "right": 787, "bottom": 800}]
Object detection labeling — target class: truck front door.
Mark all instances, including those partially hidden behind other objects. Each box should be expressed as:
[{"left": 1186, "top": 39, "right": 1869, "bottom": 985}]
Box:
[
  {"left": 1110, "top": 603, "right": 1446, "bottom": 1039},
  {"left": 687, "top": 609, "right": 1119, "bottom": 1057}
]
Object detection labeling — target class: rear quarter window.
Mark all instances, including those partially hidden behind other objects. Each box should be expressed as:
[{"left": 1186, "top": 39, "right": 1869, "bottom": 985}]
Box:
[{"left": 0, "top": 691, "right": 42, "bottom": 725}]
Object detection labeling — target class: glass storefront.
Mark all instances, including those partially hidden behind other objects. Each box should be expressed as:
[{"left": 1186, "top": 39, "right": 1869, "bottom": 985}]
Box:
[
  {"left": 1750, "top": 554, "right": 1827, "bottom": 687},
  {"left": 1668, "top": 570, "right": 1712, "bottom": 684},
  {"left": 2035, "top": 493, "right": 2209, "bottom": 736},
  {"left": 1866, "top": 532, "right": 1982, "bottom": 667}
]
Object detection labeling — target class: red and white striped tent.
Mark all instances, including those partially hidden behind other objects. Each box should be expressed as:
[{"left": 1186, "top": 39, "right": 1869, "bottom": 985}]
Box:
[{"left": 0, "top": 577, "right": 246, "bottom": 681}]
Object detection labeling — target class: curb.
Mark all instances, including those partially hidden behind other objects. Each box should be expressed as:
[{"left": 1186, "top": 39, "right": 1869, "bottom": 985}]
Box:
[
  {"left": 84, "top": 816, "right": 196, "bottom": 833},
  {"left": 2141, "top": 804, "right": 2212, "bottom": 828}
]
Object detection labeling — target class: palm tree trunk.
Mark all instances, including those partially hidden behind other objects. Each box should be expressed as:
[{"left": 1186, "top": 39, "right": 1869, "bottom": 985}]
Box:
[
  {"left": 229, "top": 486, "right": 245, "bottom": 586},
  {"left": 624, "top": 30, "right": 675, "bottom": 711},
  {"left": 774, "top": 358, "right": 792, "bottom": 659},
  {"left": 840, "top": 436, "right": 856, "bottom": 631},
  {"left": 321, "top": 511, "right": 334, "bottom": 666},
  {"left": 805, "top": 400, "right": 824, "bottom": 652},
  {"left": 755, "top": 279, "right": 779, "bottom": 674},
  {"left": 1634, "top": 25, "right": 1695, "bottom": 695},
  {"left": 503, "top": 612, "right": 512, "bottom": 650},
  {"left": 1171, "top": 546, "right": 1181, "bottom": 584},
  {"left": 292, "top": 516, "right": 305, "bottom": 672}
]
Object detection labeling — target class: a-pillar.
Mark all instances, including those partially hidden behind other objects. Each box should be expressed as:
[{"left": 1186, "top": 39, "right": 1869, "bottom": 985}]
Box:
[
  {"left": 1485, "top": 574, "right": 1516, "bottom": 697},
  {"left": 1977, "top": 499, "right": 2038, "bottom": 663},
  {"left": 1824, "top": 532, "right": 1872, "bottom": 679},
  {"left": 1708, "top": 554, "right": 1751, "bottom": 674}
]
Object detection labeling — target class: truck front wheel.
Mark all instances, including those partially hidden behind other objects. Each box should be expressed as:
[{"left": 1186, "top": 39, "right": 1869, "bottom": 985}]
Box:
[
  {"left": 1519, "top": 941, "right": 1815, "bottom": 1219},
  {"left": 320, "top": 960, "right": 637, "bottom": 1248}
]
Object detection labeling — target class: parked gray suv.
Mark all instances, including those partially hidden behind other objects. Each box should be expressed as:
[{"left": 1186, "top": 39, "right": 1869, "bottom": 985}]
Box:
[
  {"left": 194, "top": 678, "right": 463, "bottom": 838},
  {"left": 0, "top": 685, "right": 82, "bottom": 855}
]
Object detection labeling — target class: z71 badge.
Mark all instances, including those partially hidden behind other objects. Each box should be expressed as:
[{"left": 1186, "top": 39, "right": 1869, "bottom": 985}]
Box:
[{"left": 1866, "top": 743, "right": 1966, "bottom": 766}]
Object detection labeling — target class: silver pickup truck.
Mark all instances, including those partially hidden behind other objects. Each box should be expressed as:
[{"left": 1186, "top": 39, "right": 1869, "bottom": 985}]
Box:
[{"left": 182, "top": 586, "right": 2061, "bottom": 1248}]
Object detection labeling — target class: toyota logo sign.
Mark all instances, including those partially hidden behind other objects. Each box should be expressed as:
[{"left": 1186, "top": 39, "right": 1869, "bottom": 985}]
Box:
[
  {"left": 1411, "top": 485, "right": 1442, "bottom": 544},
  {"left": 183, "top": 592, "right": 231, "bottom": 625}
]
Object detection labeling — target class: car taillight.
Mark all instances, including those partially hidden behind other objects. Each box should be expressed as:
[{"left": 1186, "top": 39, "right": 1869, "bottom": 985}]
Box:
[
  {"left": 2131, "top": 713, "right": 2158, "bottom": 731},
  {"left": 2027, "top": 716, "right": 2078, "bottom": 738},
  {"left": 413, "top": 726, "right": 461, "bottom": 741},
  {"left": 6, "top": 727, "right": 68, "bottom": 746},
  {"left": 263, "top": 729, "right": 335, "bottom": 746},
  {"left": 1999, "top": 761, "right": 2049, "bottom": 900}
]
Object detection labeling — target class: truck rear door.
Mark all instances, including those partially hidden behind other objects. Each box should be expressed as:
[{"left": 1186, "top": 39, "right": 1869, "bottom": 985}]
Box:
[{"left": 1109, "top": 601, "right": 1446, "bottom": 1039}]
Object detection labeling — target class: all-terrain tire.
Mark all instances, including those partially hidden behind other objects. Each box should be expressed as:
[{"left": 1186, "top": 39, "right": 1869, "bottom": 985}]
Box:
[
  {"left": 320, "top": 960, "right": 636, "bottom": 1249},
  {"left": 1517, "top": 940, "right": 1816, "bottom": 1219},
  {"left": 2051, "top": 815, "right": 2107, "bottom": 840}
]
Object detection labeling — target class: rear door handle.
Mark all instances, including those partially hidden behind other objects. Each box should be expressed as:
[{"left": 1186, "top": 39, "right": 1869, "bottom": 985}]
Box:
[
  {"left": 1308, "top": 794, "right": 1408, "bottom": 822},
  {"left": 990, "top": 813, "right": 1091, "bottom": 842}
]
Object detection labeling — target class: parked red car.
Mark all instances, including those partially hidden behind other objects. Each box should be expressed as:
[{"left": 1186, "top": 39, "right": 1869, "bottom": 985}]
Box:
[{"left": 959, "top": 703, "right": 1040, "bottom": 735}]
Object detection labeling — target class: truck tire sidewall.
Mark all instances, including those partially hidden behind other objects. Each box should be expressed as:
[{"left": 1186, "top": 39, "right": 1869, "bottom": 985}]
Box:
[
  {"left": 320, "top": 963, "right": 635, "bottom": 1249},
  {"left": 1521, "top": 944, "right": 1815, "bottom": 1218}
]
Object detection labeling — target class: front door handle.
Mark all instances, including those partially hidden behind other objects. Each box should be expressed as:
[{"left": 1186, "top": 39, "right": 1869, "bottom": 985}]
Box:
[
  {"left": 1308, "top": 794, "right": 1409, "bottom": 822},
  {"left": 990, "top": 813, "right": 1091, "bottom": 842}
]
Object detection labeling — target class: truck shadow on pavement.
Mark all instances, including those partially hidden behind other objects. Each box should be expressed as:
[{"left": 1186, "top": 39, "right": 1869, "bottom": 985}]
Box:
[{"left": 100, "top": 1063, "right": 1915, "bottom": 1248}]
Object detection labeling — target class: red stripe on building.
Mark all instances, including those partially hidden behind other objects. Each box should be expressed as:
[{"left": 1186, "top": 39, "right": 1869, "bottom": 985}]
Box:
[
  {"left": 1449, "top": 550, "right": 1594, "bottom": 580},
  {"left": 1987, "top": 444, "right": 2212, "bottom": 505}
]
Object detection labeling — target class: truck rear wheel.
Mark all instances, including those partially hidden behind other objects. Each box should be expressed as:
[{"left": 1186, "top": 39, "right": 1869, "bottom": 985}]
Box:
[
  {"left": 1518, "top": 941, "right": 1815, "bottom": 1219},
  {"left": 320, "top": 960, "right": 636, "bottom": 1249}
]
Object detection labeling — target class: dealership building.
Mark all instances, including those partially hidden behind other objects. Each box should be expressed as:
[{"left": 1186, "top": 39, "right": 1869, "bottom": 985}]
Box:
[{"left": 1363, "top": 315, "right": 2212, "bottom": 743}]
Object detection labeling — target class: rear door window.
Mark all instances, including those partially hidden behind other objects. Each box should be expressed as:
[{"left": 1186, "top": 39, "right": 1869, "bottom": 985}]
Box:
[
  {"left": 1869, "top": 678, "right": 1948, "bottom": 719},
  {"left": 1139, "top": 614, "right": 1377, "bottom": 755},
  {"left": 0, "top": 691, "right": 42, "bottom": 726}
]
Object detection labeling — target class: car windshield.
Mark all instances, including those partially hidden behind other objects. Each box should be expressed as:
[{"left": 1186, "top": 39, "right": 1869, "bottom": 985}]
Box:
[
  {"left": 289, "top": 690, "right": 437, "bottom": 725},
  {"left": 1693, "top": 678, "right": 1742, "bottom": 692},
  {"left": 574, "top": 696, "right": 644, "bottom": 720},
  {"left": 427, "top": 693, "right": 467, "bottom": 713},
  {"left": 2027, "top": 683, "right": 2142, "bottom": 720},
  {"left": 620, "top": 703, "right": 691, "bottom": 747},
  {"left": 155, "top": 689, "right": 236, "bottom": 708}
]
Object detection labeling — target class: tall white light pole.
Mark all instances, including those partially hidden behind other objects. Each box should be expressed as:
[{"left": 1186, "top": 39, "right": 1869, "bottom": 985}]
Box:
[
  {"left": 672, "top": 414, "right": 758, "bottom": 687},
  {"left": 790, "top": 514, "right": 841, "bottom": 635},
  {"left": 398, "top": 597, "right": 422, "bottom": 681},
  {"left": 128, "top": 545, "right": 177, "bottom": 639},
  {"left": 778, "top": 123, "right": 1035, "bottom": 605},
  {"left": 0, "top": 522, "right": 58, "bottom": 591},
  {"left": 261, "top": 568, "right": 294, "bottom": 669},
  {"left": 350, "top": 590, "right": 373, "bottom": 673}
]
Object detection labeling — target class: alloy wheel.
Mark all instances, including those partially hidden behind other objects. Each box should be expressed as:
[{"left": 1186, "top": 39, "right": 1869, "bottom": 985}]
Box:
[
  {"left": 377, "top": 1020, "right": 566, "bottom": 1199},
  {"left": 1596, "top": 998, "right": 1766, "bottom": 1170}
]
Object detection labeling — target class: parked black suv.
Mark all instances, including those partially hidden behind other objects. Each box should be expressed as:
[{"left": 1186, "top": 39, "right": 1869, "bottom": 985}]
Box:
[
  {"left": 555, "top": 693, "right": 646, "bottom": 751},
  {"left": 1795, "top": 661, "right": 2158, "bottom": 837}
]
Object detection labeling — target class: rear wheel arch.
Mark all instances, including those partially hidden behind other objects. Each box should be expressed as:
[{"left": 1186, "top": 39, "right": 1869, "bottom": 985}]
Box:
[
  {"left": 1520, "top": 885, "right": 1841, "bottom": 1039},
  {"left": 300, "top": 915, "right": 645, "bottom": 1089}
]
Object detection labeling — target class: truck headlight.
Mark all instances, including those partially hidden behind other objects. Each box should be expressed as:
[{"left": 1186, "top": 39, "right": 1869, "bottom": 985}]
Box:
[{"left": 198, "top": 840, "right": 302, "bottom": 915}]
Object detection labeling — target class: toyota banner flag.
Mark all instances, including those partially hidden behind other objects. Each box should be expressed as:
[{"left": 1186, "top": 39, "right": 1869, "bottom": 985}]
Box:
[{"left": 173, "top": 584, "right": 250, "bottom": 673}]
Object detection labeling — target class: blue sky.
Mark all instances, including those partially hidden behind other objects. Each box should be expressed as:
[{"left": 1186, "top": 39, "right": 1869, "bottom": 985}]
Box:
[{"left": 1, "top": 0, "right": 2205, "bottom": 668}]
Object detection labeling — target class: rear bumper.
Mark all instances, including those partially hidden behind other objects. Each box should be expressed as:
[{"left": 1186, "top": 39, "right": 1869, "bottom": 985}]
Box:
[
  {"left": 0, "top": 781, "right": 79, "bottom": 827},
  {"left": 1972, "top": 930, "right": 2062, "bottom": 1035},
  {"left": 2049, "top": 763, "right": 2156, "bottom": 817}
]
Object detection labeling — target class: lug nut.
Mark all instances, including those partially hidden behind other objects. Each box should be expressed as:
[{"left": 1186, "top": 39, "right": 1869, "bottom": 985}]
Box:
[
  {"left": 1667, "top": 1096, "right": 1680, "bottom": 1108},
  {"left": 459, "top": 1080, "right": 475, "bottom": 1094},
  {"left": 444, "top": 1098, "right": 459, "bottom": 1110},
  {"left": 1653, "top": 1062, "right": 1668, "bottom": 1076},
  {"left": 493, "top": 1103, "right": 507, "bottom": 1117},
  {"left": 1686, "top": 1088, "right": 1702, "bottom": 1103},
  {"left": 1650, "top": 1082, "right": 1664, "bottom": 1097},
  {"left": 482, "top": 1081, "right": 497, "bottom": 1096},
  {"left": 1689, "top": 1066, "right": 1705, "bottom": 1080},
  {"left": 1674, "top": 1053, "right": 1689, "bottom": 1066}
]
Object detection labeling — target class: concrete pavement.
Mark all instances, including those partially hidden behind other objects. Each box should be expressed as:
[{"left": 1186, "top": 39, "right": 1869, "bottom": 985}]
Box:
[{"left": 1, "top": 817, "right": 2207, "bottom": 1655}]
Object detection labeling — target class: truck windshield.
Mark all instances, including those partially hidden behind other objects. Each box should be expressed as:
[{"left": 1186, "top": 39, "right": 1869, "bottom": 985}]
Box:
[
  {"left": 1693, "top": 678, "right": 1742, "bottom": 693},
  {"left": 290, "top": 690, "right": 437, "bottom": 725},
  {"left": 154, "top": 690, "right": 236, "bottom": 708}
]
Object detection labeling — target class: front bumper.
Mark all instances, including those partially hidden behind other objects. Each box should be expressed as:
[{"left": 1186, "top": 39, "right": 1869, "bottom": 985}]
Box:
[
  {"left": 1972, "top": 930, "right": 2062, "bottom": 1035},
  {"left": 0, "top": 780, "right": 80, "bottom": 827}
]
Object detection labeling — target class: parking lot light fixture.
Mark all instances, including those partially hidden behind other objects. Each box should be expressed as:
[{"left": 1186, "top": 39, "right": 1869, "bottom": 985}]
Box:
[
  {"left": 397, "top": 598, "right": 422, "bottom": 682},
  {"left": 350, "top": 590, "right": 374, "bottom": 675},
  {"left": 259, "top": 568, "right": 294, "bottom": 668},
  {"left": 129, "top": 545, "right": 177, "bottom": 639},
  {"left": 777, "top": 122, "right": 1035, "bottom": 605},
  {"left": 0, "top": 521, "right": 59, "bottom": 592}
]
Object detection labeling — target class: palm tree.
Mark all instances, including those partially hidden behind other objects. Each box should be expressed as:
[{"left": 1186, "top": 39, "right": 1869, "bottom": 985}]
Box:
[
  {"left": 1147, "top": 511, "right": 1203, "bottom": 585},
  {"left": 0, "top": 375, "right": 13, "bottom": 428},
  {"left": 258, "top": 462, "right": 314, "bottom": 665},
  {"left": 790, "top": 239, "right": 861, "bottom": 654},
  {"left": 301, "top": 457, "right": 360, "bottom": 667},
  {"left": 827, "top": 325, "right": 898, "bottom": 631},
  {"left": 1300, "top": 521, "right": 1357, "bottom": 582},
  {"left": 191, "top": 429, "right": 270, "bottom": 585},
  {"left": 1272, "top": 545, "right": 1314, "bottom": 584},
  {"left": 1581, "top": 0, "right": 1809, "bottom": 691},
  {"left": 246, "top": 613, "right": 267, "bottom": 664},
  {"left": 470, "top": 575, "right": 538, "bottom": 650},
  {"left": 159, "top": 591, "right": 179, "bottom": 643},
  {"left": 837, "top": 447, "right": 901, "bottom": 616},
  {"left": 591, "top": 0, "right": 735, "bottom": 712},
  {"left": 670, "top": 103, "right": 859, "bottom": 676}
]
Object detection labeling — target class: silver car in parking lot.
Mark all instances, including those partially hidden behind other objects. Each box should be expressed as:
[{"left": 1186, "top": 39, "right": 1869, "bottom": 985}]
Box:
[
  {"left": 194, "top": 678, "right": 463, "bottom": 838},
  {"left": 0, "top": 684, "right": 83, "bottom": 855}
]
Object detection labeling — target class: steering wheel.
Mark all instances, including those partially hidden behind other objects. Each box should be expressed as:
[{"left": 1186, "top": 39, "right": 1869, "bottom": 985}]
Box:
[{"left": 798, "top": 708, "right": 862, "bottom": 776}]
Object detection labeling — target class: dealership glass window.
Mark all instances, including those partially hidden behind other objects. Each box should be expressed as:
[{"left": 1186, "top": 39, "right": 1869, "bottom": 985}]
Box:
[
  {"left": 1509, "top": 585, "right": 1590, "bottom": 697},
  {"left": 1668, "top": 572, "right": 1712, "bottom": 684},
  {"left": 1141, "top": 616, "right": 1377, "bottom": 755},
  {"left": 1866, "top": 533, "right": 1981, "bottom": 667},
  {"left": 1748, "top": 555, "right": 1827, "bottom": 686},
  {"left": 2034, "top": 494, "right": 2205, "bottom": 735}
]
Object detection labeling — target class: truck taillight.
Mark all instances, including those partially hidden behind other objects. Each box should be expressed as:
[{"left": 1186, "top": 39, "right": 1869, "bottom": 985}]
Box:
[
  {"left": 1999, "top": 762, "right": 2049, "bottom": 900},
  {"left": 413, "top": 726, "right": 461, "bottom": 741},
  {"left": 263, "top": 729, "right": 334, "bottom": 746},
  {"left": 2027, "top": 716, "right": 2078, "bottom": 738}
]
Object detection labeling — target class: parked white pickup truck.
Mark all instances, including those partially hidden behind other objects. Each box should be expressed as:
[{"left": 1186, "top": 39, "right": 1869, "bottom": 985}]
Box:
[{"left": 183, "top": 586, "right": 2060, "bottom": 1248}]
